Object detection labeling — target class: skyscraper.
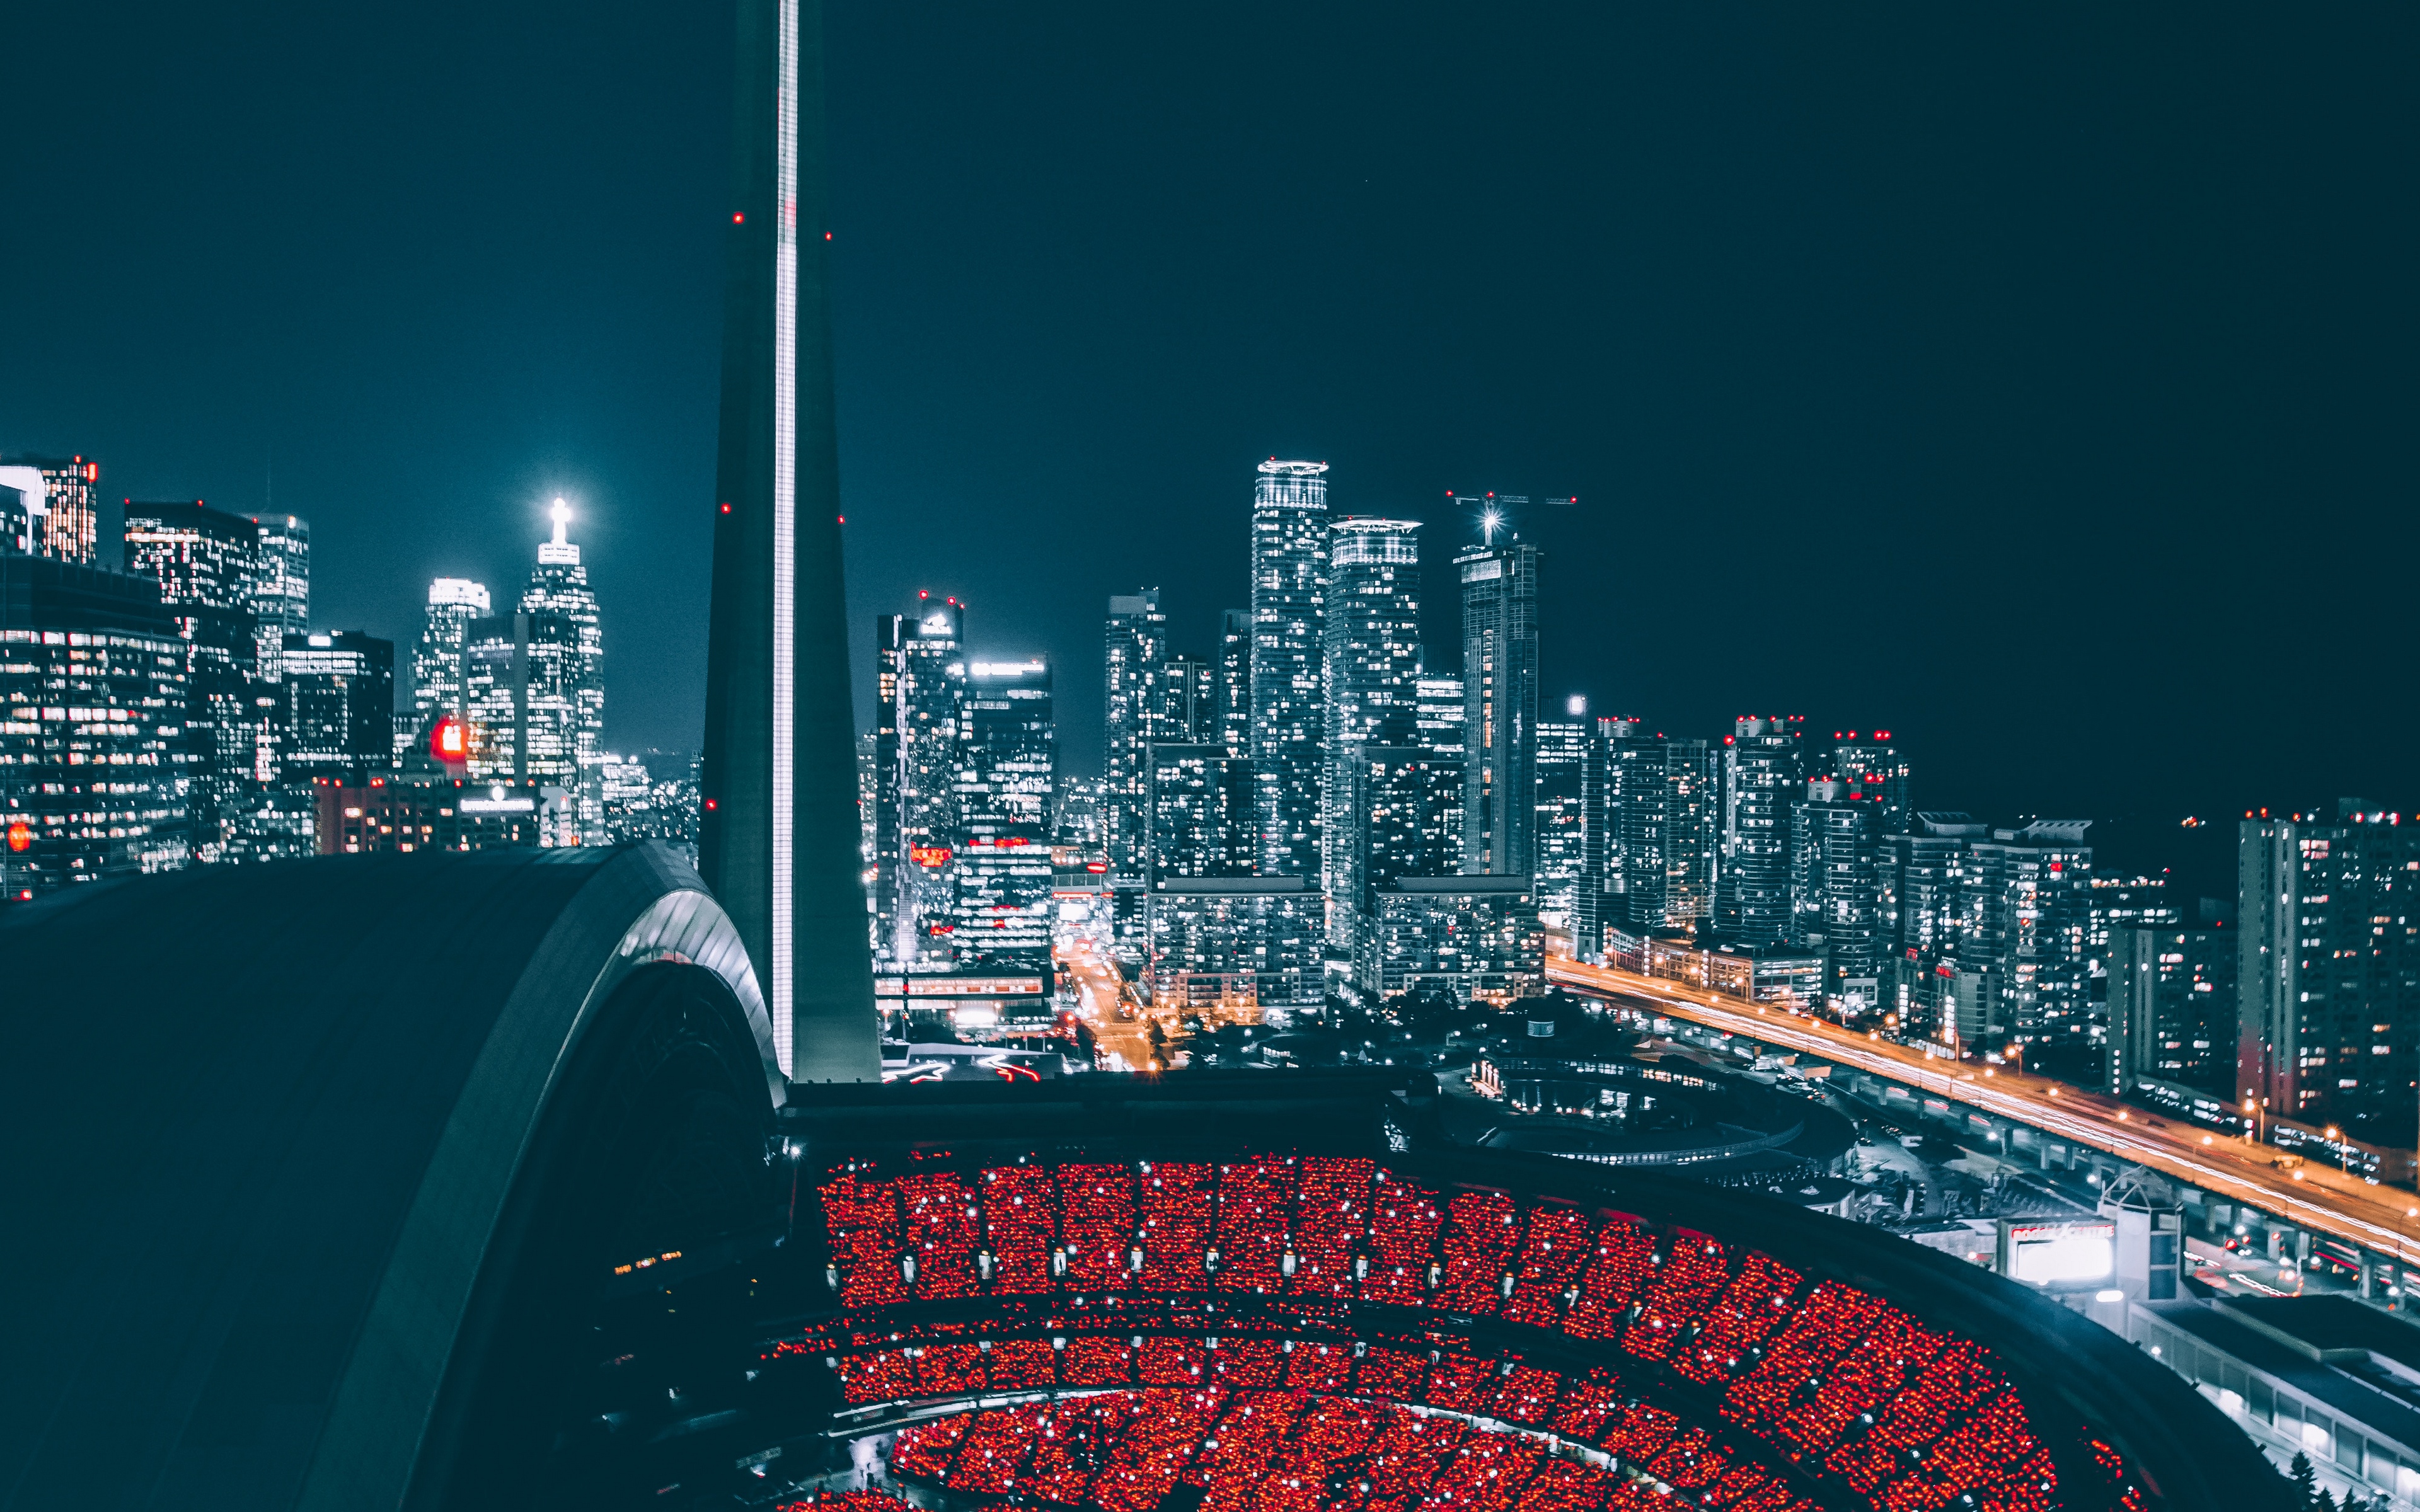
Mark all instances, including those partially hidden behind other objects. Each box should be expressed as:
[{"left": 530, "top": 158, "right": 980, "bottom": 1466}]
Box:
[
  {"left": 894, "top": 598, "right": 965, "bottom": 961},
  {"left": 251, "top": 514, "right": 309, "bottom": 677},
  {"left": 1149, "top": 655, "right": 1218, "bottom": 745},
  {"left": 1102, "top": 588, "right": 1168, "bottom": 880},
  {"left": 0, "top": 456, "right": 101, "bottom": 564},
  {"left": 2237, "top": 806, "right": 2420, "bottom": 1130},
  {"left": 412, "top": 577, "right": 491, "bottom": 727},
  {"left": 949, "top": 655, "right": 1054, "bottom": 966},
  {"left": 1415, "top": 674, "right": 1466, "bottom": 849},
  {"left": 1611, "top": 726, "right": 1715, "bottom": 937},
  {"left": 1718, "top": 716, "right": 1805, "bottom": 946},
  {"left": 1532, "top": 714, "right": 1591, "bottom": 934},
  {"left": 1832, "top": 731, "right": 1910, "bottom": 834},
  {"left": 1321, "top": 517, "right": 1420, "bottom": 930},
  {"left": 1250, "top": 459, "right": 1329, "bottom": 879},
  {"left": 516, "top": 500, "right": 604, "bottom": 840},
  {"left": 696, "top": 0, "right": 877, "bottom": 1080},
  {"left": 1789, "top": 779, "right": 1884, "bottom": 1013},
  {"left": 871, "top": 612, "right": 904, "bottom": 958},
  {"left": 1455, "top": 534, "right": 1540, "bottom": 878},
  {"left": 1962, "top": 820, "right": 2095, "bottom": 1046},
  {"left": 122, "top": 500, "right": 272, "bottom": 859},
  {"left": 1217, "top": 607, "right": 1252, "bottom": 754},
  {"left": 1147, "top": 742, "right": 1255, "bottom": 884},
  {"left": 282, "top": 630, "right": 395, "bottom": 784},
  {"left": 1, "top": 554, "right": 189, "bottom": 900}
]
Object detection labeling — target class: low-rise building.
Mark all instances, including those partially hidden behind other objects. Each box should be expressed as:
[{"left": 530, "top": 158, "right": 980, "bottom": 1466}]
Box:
[{"left": 313, "top": 774, "right": 564, "bottom": 854}]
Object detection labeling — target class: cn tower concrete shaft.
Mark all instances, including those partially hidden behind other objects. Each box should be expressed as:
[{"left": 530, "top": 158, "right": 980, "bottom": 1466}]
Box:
[{"left": 698, "top": 0, "right": 879, "bottom": 1081}]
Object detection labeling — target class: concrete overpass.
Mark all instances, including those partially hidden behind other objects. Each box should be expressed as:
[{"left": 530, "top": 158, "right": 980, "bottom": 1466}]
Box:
[{"left": 1548, "top": 956, "right": 2420, "bottom": 1284}]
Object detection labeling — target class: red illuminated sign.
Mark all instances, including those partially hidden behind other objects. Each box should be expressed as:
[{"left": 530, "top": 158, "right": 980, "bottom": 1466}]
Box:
[
  {"left": 429, "top": 716, "right": 467, "bottom": 762},
  {"left": 6, "top": 821, "right": 30, "bottom": 853},
  {"left": 910, "top": 846, "right": 952, "bottom": 868}
]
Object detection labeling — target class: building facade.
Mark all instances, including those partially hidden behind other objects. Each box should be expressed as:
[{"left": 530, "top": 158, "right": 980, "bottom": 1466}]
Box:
[
  {"left": 283, "top": 630, "right": 395, "bottom": 786},
  {"left": 1, "top": 455, "right": 102, "bottom": 564},
  {"left": 1455, "top": 537, "right": 1540, "bottom": 878},
  {"left": 1147, "top": 742, "right": 1255, "bottom": 885},
  {"left": 2109, "top": 924, "right": 2237, "bottom": 1097},
  {"left": 1611, "top": 726, "right": 1715, "bottom": 939},
  {"left": 947, "top": 656, "right": 1056, "bottom": 968},
  {"left": 1718, "top": 716, "right": 1806, "bottom": 947},
  {"left": 412, "top": 578, "right": 491, "bottom": 727},
  {"left": 893, "top": 599, "right": 966, "bottom": 961},
  {"left": 1145, "top": 876, "right": 1322, "bottom": 1021},
  {"left": 1102, "top": 588, "right": 1168, "bottom": 881},
  {"left": 514, "top": 501, "right": 603, "bottom": 840},
  {"left": 121, "top": 500, "right": 274, "bottom": 861},
  {"left": 871, "top": 613, "right": 904, "bottom": 957},
  {"left": 1217, "top": 607, "right": 1252, "bottom": 754},
  {"left": 2237, "top": 808, "right": 2420, "bottom": 1133},
  {"left": 1533, "top": 716, "right": 1591, "bottom": 935},
  {"left": 1321, "top": 517, "right": 1420, "bottom": 926},
  {"left": 1789, "top": 779, "right": 1884, "bottom": 1014},
  {"left": 251, "top": 514, "right": 309, "bottom": 677},
  {"left": 1357, "top": 875, "right": 1543, "bottom": 1007},
  {"left": 1250, "top": 461, "right": 1329, "bottom": 880},
  {"left": 1, "top": 556, "right": 190, "bottom": 900},
  {"left": 1831, "top": 731, "right": 1910, "bottom": 833}
]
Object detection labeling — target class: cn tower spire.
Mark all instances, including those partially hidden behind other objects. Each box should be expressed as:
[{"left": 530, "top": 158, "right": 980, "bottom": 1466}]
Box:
[{"left": 698, "top": 0, "right": 878, "bottom": 1080}]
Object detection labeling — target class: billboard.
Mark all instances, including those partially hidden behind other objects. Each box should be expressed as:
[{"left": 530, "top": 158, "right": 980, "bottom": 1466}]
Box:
[{"left": 1998, "top": 1220, "right": 2115, "bottom": 1286}]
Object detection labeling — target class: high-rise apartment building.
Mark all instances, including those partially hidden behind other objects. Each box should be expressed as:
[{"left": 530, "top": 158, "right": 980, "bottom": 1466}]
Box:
[
  {"left": 1250, "top": 460, "right": 1329, "bottom": 879},
  {"left": 1455, "top": 536, "right": 1540, "bottom": 878},
  {"left": 515, "top": 501, "right": 603, "bottom": 840},
  {"left": 1145, "top": 876, "right": 1321, "bottom": 1022},
  {"left": 412, "top": 578, "right": 492, "bottom": 728},
  {"left": 2109, "top": 924, "right": 2236, "bottom": 1098},
  {"left": 894, "top": 598, "right": 966, "bottom": 960},
  {"left": 1217, "top": 607, "right": 1252, "bottom": 754},
  {"left": 1831, "top": 731, "right": 1910, "bottom": 834},
  {"left": 122, "top": 500, "right": 276, "bottom": 859},
  {"left": 1533, "top": 715, "right": 1591, "bottom": 933},
  {"left": 1416, "top": 675, "right": 1466, "bottom": 849},
  {"left": 1149, "top": 656, "right": 1219, "bottom": 746},
  {"left": 282, "top": 630, "right": 395, "bottom": 785},
  {"left": 251, "top": 514, "right": 309, "bottom": 677},
  {"left": 1102, "top": 588, "right": 1168, "bottom": 880},
  {"left": 2237, "top": 807, "right": 2420, "bottom": 1131},
  {"left": 1719, "top": 716, "right": 1806, "bottom": 946},
  {"left": 1357, "top": 876, "right": 1543, "bottom": 1007},
  {"left": 1962, "top": 820, "right": 2095, "bottom": 1045},
  {"left": 1, "top": 554, "right": 190, "bottom": 900},
  {"left": 871, "top": 613, "right": 904, "bottom": 957},
  {"left": 1887, "top": 812, "right": 1990, "bottom": 958},
  {"left": 1147, "top": 743, "right": 1255, "bottom": 884},
  {"left": 1790, "top": 779, "right": 1884, "bottom": 1013},
  {"left": 1611, "top": 726, "right": 1716, "bottom": 938},
  {"left": 1322, "top": 517, "right": 1420, "bottom": 925},
  {"left": 948, "top": 656, "right": 1055, "bottom": 966}
]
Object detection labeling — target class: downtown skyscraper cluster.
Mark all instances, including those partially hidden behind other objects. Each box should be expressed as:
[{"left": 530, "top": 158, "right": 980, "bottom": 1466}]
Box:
[
  {"left": 3, "top": 450, "right": 651, "bottom": 903},
  {"left": 1097, "top": 462, "right": 1550, "bottom": 1023},
  {"left": 864, "top": 596, "right": 1058, "bottom": 1012}
]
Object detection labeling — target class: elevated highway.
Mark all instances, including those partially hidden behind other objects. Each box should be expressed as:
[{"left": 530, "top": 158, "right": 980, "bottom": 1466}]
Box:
[{"left": 1547, "top": 956, "right": 2420, "bottom": 1274}]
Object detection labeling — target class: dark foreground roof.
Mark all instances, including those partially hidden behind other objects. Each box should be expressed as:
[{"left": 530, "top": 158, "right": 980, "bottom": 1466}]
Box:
[{"left": 0, "top": 845, "right": 776, "bottom": 1511}]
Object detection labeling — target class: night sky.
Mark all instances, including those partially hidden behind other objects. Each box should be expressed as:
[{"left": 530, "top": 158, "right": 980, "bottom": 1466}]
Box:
[{"left": 6, "top": 3, "right": 2414, "bottom": 895}]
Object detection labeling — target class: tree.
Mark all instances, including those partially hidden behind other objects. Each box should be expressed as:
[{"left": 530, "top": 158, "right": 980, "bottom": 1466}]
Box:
[{"left": 2288, "top": 1453, "right": 2319, "bottom": 1511}]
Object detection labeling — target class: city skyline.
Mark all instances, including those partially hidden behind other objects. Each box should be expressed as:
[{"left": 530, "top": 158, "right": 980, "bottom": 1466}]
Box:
[{"left": 6, "top": 3, "right": 2413, "bottom": 891}]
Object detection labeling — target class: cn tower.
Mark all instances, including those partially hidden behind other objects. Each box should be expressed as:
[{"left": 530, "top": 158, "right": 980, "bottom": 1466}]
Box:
[{"left": 698, "top": 0, "right": 879, "bottom": 1080}]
